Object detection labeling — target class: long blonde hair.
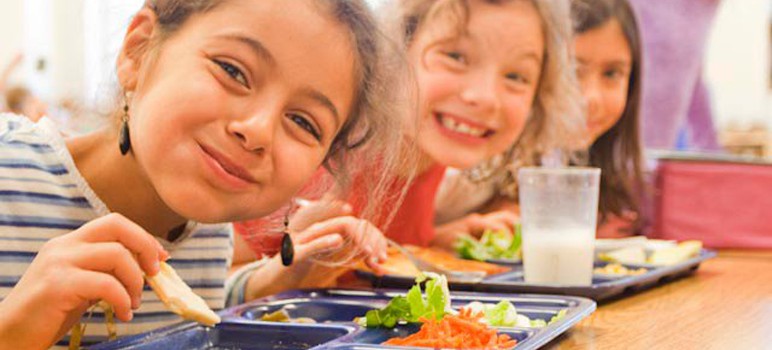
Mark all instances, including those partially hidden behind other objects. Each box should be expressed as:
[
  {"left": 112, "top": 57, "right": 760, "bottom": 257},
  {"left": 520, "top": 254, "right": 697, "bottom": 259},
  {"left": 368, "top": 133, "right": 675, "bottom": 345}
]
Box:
[
  {"left": 379, "top": 0, "right": 584, "bottom": 198},
  {"left": 499, "top": 0, "right": 585, "bottom": 198}
]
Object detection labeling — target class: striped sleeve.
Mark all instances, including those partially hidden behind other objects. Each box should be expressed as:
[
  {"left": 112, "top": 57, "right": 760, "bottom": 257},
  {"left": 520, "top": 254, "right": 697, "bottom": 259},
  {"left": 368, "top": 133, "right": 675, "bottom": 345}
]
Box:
[{"left": 0, "top": 114, "right": 233, "bottom": 349}]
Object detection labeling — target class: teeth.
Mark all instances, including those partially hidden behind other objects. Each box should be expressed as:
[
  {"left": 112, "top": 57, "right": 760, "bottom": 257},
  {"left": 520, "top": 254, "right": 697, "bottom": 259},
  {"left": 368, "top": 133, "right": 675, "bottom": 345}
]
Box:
[{"left": 438, "top": 114, "right": 486, "bottom": 137}]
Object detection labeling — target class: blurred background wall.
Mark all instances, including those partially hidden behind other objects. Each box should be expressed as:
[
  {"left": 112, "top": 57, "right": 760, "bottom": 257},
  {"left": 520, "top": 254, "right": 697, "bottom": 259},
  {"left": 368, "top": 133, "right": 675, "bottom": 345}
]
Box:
[{"left": 0, "top": 0, "right": 769, "bottom": 154}]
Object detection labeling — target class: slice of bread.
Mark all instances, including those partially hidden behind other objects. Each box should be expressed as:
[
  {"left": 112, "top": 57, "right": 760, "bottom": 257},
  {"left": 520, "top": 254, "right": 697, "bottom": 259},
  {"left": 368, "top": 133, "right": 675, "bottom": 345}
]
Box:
[{"left": 145, "top": 262, "right": 221, "bottom": 327}]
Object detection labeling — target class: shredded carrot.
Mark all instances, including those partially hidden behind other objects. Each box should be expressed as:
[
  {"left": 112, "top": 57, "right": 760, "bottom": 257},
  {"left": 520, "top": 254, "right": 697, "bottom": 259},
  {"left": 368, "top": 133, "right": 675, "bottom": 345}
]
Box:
[{"left": 382, "top": 311, "right": 518, "bottom": 349}]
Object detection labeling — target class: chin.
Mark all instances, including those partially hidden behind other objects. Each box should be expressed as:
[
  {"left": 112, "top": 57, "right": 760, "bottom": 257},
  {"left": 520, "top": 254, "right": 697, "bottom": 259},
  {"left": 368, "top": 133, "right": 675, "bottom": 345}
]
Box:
[
  {"left": 430, "top": 151, "right": 486, "bottom": 170},
  {"left": 158, "top": 190, "right": 234, "bottom": 223},
  {"left": 170, "top": 201, "right": 233, "bottom": 224}
]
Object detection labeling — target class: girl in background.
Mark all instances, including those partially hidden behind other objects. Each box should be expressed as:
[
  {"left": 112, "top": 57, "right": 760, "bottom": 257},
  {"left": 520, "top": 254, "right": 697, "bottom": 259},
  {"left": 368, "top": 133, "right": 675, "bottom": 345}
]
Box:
[
  {"left": 406, "top": 0, "right": 582, "bottom": 249},
  {"left": 0, "top": 0, "right": 405, "bottom": 348},
  {"left": 435, "top": 0, "right": 645, "bottom": 238},
  {"left": 234, "top": 0, "right": 582, "bottom": 295},
  {"left": 572, "top": 0, "right": 645, "bottom": 237}
]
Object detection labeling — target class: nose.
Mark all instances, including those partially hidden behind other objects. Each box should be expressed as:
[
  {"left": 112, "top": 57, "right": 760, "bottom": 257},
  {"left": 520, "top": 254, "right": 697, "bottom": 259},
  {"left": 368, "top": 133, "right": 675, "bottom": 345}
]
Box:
[
  {"left": 580, "top": 75, "right": 602, "bottom": 122},
  {"left": 226, "top": 104, "right": 282, "bottom": 154},
  {"left": 459, "top": 68, "right": 501, "bottom": 115}
]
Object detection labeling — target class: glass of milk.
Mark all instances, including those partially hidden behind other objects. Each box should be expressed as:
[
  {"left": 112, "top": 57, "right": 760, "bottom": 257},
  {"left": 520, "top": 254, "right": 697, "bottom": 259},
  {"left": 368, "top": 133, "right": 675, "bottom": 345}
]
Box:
[{"left": 518, "top": 167, "right": 601, "bottom": 286}]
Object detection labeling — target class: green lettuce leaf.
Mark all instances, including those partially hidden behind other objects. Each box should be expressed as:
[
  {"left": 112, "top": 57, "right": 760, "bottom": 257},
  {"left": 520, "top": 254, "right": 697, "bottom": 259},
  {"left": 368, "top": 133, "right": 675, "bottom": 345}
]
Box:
[
  {"left": 360, "top": 274, "right": 450, "bottom": 328},
  {"left": 456, "top": 225, "right": 522, "bottom": 261},
  {"left": 484, "top": 300, "right": 518, "bottom": 327}
]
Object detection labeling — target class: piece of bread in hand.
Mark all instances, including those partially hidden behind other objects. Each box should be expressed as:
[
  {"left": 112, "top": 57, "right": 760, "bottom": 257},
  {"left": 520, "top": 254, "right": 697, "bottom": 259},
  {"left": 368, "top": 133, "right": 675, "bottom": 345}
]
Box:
[{"left": 146, "top": 261, "right": 221, "bottom": 327}]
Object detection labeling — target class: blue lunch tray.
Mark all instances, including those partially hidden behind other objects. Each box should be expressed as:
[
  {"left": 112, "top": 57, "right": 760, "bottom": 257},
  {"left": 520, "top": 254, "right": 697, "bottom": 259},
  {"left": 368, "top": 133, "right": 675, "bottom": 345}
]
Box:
[
  {"left": 358, "top": 249, "right": 716, "bottom": 302},
  {"left": 89, "top": 288, "right": 596, "bottom": 350}
]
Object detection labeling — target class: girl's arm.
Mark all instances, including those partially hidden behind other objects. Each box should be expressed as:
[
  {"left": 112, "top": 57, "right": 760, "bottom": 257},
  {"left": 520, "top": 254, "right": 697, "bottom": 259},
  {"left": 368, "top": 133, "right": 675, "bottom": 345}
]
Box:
[
  {"left": 0, "top": 214, "right": 167, "bottom": 349},
  {"left": 596, "top": 210, "right": 639, "bottom": 238},
  {"left": 231, "top": 230, "right": 259, "bottom": 267},
  {"left": 239, "top": 215, "right": 388, "bottom": 301},
  {"left": 0, "top": 53, "right": 22, "bottom": 93},
  {"left": 228, "top": 197, "right": 388, "bottom": 303}
]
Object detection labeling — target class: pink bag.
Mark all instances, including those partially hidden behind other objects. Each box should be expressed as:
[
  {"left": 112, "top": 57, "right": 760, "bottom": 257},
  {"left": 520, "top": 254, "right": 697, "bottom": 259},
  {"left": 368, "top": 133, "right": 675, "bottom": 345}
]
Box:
[{"left": 652, "top": 158, "right": 772, "bottom": 248}]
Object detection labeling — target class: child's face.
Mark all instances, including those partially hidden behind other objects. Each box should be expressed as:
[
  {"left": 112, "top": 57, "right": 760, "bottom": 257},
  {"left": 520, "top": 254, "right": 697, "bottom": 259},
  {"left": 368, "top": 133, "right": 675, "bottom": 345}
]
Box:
[
  {"left": 575, "top": 18, "right": 632, "bottom": 143},
  {"left": 123, "top": 0, "right": 356, "bottom": 222},
  {"left": 407, "top": 0, "right": 544, "bottom": 169}
]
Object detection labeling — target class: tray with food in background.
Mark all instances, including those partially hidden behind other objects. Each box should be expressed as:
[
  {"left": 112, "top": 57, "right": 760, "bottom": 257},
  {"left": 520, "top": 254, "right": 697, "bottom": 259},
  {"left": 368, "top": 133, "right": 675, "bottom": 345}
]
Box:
[
  {"left": 90, "top": 274, "right": 596, "bottom": 350},
  {"left": 357, "top": 234, "right": 716, "bottom": 302}
]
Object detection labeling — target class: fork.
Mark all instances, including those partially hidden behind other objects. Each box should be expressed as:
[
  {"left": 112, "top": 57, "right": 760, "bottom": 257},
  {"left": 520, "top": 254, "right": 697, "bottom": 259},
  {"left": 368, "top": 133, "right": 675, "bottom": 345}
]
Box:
[{"left": 385, "top": 238, "right": 486, "bottom": 283}]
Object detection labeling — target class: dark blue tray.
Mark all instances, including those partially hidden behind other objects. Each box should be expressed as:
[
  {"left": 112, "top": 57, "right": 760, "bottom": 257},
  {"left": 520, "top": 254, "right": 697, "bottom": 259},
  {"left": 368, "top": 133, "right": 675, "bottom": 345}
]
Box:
[
  {"left": 90, "top": 289, "right": 596, "bottom": 350},
  {"left": 358, "top": 250, "right": 716, "bottom": 302}
]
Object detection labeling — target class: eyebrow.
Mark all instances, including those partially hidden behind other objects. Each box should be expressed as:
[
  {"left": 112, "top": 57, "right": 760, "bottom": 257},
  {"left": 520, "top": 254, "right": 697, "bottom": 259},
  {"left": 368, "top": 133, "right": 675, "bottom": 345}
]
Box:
[
  {"left": 577, "top": 58, "right": 631, "bottom": 67},
  {"left": 215, "top": 33, "right": 276, "bottom": 66},
  {"left": 518, "top": 52, "right": 543, "bottom": 64},
  {"left": 300, "top": 87, "right": 342, "bottom": 131},
  {"left": 214, "top": 33, "right": 342, "bottom": 131}
]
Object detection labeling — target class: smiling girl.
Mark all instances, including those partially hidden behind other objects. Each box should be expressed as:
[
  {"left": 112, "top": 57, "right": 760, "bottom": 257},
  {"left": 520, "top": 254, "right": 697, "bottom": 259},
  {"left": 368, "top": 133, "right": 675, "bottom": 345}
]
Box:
[
  {"left": 0, "top": 0, "right": 404, "bottom": 348},
  {"left": 384, "top": 0, "right": 580, "bottom": 249},
  {"left": 434, "top": 0, "right": 645, "bottom": 239}
]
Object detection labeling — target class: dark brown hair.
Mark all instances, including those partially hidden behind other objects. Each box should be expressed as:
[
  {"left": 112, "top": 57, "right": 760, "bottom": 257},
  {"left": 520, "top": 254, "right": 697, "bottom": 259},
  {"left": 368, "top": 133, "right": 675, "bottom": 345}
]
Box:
[{"left": 572, "top": 0, "right": 644, "bottom": 224}]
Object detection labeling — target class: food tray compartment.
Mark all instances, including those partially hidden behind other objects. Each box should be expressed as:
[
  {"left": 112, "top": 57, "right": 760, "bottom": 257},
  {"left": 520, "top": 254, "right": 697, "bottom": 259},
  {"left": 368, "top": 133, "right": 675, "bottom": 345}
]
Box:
[
  {"left": 359, "top": 250, "right": 716, "bottom": 301},
  {"left": 89, "top": 321, "right": 356, "bottom": 350}
]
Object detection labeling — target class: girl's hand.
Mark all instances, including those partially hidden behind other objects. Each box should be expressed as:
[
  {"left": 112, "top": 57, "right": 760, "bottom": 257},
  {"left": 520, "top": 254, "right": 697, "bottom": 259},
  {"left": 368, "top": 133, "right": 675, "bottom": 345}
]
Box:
[
  {"left": 0, "top": 213, "right": 168, "bottom": 349},
  {"left": 288, "top": 196, "right": 352, "bottom": 233},
  {"left": 597, "top": 211, "right": 638, "bottom": 239},
  {"left": 432, "top": 210, "right": 520, "bottom": 251},
  {"left": 293, "top": 216, "right": 388, "bottom": 270},
  {"left": 245, "top": 215, "right": 387, "bottom": 301}
]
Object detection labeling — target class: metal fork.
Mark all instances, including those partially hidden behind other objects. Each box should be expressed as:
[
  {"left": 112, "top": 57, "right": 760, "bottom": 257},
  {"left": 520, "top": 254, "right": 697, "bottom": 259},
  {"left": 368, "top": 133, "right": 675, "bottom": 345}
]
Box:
[{"left": 385, "top": 238, "right": 486, "bottom": 283}]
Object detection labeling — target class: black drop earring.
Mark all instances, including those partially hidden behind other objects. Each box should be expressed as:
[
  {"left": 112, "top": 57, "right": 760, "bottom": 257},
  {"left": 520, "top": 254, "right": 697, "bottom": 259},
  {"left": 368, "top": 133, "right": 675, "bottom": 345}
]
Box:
[
  {"left": 280, "top": 214, "right": 294, "bottom": 266},
  {"left": 119, "top": 98, "right": 131, "bottom": 156}
]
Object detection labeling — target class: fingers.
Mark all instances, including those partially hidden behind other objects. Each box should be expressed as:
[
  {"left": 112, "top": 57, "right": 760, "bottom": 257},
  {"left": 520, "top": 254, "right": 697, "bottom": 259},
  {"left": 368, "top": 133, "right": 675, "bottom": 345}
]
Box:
[
  {"left": 295, "top": 216, "right": 387, "bottom": 264},
  {"left": 466, "top": 211, "right": 520, "bottom": 236},
  {"left": 69, "top": 270, "right": 134, "bottom": 322},
  {"left": 294, "top": 216, "right": 358, "bottom": 244},
  {"left": 68, "top": 242, "right": 146, "bottom": 310},
  {"left": 362, "top": 224, "right": 388, "bottom": 263},
  {"left": 488, "top": 210, "right": 520, "bottom": 224},
  {"left": 294, "top": 234, "right": 344, "bottom": 261},
  {"left": 290, "top": 198, "right": 353, "bottom": 233},
  {"left": 71, "top": 213, "right": 167, "bottom": 276}
]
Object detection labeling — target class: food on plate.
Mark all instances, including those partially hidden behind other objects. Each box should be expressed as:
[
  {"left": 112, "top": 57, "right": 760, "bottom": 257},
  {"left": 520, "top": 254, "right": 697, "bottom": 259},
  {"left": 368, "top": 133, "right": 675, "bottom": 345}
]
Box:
[
  {"left": 648, "top": 240, "right": 703, "bottom": 265},
  {"left": 461, "top": 301, "right": 567, "bottom": 328},
  {"left": 598, "top": 240, "right": 703, "bottom": 266},
  {"left": 358, "top": 273, "right": 451, "bottom": 328},
  {"left": 369, "top": 246, "right": 510, "bottom": 277},
  {"left": 359, "top": 273, "right": 560, "bottom": 331},
  {"left": 593, "top": 263, "right": 647, "bottom": 276},
  {"left": 456, "top": 227, "right": 522, "bottom": 262},
  {"left": 598, "top": 246, "right": 647, "bottom": 265},
  {"left": 145, "top": 262, "right": 221, "bottom": 327},
  {"left": 382, "top": 308, "right": 518, "bottom": 349},
  {"left": 260, "top": 308, "right": 316, "bottom": 324}
]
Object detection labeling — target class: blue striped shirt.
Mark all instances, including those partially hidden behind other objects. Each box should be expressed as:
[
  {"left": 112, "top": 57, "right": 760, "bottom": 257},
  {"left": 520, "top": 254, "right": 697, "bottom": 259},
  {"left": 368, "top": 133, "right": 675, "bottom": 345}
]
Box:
[{"left": 0, "top": 114, "right": 234, "bottom": 348}]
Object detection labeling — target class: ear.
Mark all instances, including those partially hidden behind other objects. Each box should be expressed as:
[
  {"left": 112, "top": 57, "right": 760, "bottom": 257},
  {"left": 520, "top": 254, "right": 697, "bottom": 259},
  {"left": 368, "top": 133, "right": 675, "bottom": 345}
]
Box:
[{"left": 116, "top": 8, "right": 159, "bottom": 92}]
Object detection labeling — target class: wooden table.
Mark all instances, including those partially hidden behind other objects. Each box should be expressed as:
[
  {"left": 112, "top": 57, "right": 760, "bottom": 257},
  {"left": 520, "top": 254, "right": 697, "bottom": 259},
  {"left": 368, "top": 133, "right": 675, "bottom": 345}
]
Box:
[{"left": 544, "top": 250, "right": 772, "bottom": 349}]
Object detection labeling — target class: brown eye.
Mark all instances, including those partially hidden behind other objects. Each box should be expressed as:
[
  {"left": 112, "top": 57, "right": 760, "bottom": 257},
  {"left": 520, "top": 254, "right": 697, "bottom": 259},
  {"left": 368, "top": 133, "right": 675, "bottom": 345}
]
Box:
[
  {"left": 603, "top": 69, "right": 624, "bottom": 80},
  {"left": 444, "top": 51, "right": 466, "bottom": 63},
  {"left": 288, "top": 113, "right": 321, "bottom": 141},
  {"left": 506, "top": 72, "right": 527, "bottom": 84},
  {"left": 214, "top": 59, "right": 249, "bottom": 87}
]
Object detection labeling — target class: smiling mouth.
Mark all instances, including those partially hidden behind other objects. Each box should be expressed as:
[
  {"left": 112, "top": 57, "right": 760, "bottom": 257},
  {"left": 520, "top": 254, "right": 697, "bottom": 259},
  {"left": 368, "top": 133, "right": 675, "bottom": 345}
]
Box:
[
  {"left": 435, "top": 113, "right": 495, "bottom": 138},
  {"left": 200, "top": 144, "right": 258, "bottom": 184}
]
